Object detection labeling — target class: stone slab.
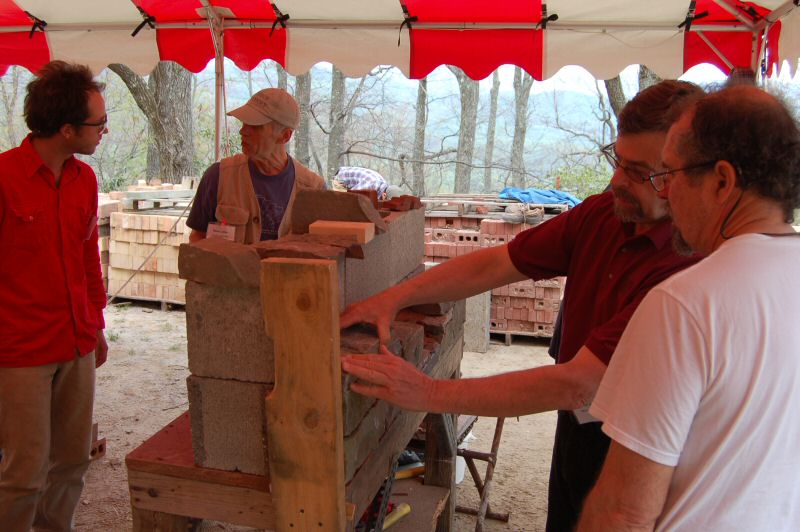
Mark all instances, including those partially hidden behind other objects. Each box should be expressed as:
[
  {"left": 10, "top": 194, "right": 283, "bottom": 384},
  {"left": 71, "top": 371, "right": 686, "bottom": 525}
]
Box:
[
  {"left": 187, "top": 375, "right": 272, "bottom": 476},
  {"left": 464, "top": 291, "right": 490, "bottom": 353},
  {"left": 178, "top": 239, "right": 261, "bottom": 288}
]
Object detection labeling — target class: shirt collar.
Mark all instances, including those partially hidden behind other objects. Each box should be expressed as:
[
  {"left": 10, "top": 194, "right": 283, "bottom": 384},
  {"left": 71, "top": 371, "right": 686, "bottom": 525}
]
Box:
[
  {"left": 620, "top": 216, "right": 674, "bottom": 250},
  {"left": 19, "top": 134, "right": 82, "bottom": 183}
]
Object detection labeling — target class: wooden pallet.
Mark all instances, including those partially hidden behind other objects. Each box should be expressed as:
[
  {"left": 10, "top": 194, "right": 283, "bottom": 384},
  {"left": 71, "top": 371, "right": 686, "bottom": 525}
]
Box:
[{"left": 490, "top": 330, "right": 553, "bottom": 346}]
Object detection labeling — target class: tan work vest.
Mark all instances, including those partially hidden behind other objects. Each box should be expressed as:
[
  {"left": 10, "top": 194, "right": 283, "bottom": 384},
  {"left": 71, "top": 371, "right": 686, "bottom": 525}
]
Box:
[{"left": 215, "top": 154, "right": 324, "bottom": 244}]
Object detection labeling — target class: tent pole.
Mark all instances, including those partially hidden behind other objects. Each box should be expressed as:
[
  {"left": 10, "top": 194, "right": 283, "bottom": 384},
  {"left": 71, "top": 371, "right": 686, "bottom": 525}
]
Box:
[{"left": 199, "top": 0, "right": 226, "bottom": 162}]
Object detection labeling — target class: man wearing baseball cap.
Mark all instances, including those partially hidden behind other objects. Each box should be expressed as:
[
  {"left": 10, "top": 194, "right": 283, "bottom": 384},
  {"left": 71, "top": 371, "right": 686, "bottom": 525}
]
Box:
[{"left": 188, "top": 88, "right": 325, "bottom": 243}]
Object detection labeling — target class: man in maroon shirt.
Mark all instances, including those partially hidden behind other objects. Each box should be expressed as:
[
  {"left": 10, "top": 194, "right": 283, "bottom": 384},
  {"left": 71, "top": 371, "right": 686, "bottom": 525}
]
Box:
[
  {"left": 341, "top": 80, "right": 704, "bottom": 531},
  {"left": 0, "top": 61, "right": 108, "bottom": 532}
]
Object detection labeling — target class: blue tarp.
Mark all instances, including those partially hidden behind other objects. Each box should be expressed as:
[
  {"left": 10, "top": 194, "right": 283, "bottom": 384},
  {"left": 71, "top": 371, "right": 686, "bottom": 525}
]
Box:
[{"left": 498, "top": 187, "right": 581, "bottom": 208}]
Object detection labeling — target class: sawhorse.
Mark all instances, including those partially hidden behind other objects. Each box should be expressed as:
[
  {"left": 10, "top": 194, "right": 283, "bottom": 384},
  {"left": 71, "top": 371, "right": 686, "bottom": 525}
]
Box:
[{"left": 456, "top": 417, "right": 510, "bottom": 531}]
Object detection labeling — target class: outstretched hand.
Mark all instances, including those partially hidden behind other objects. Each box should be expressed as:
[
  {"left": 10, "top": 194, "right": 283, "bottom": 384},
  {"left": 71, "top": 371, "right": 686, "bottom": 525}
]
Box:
[
  {"left": 339, "top": 294, "right": 396, "bottom": 345},
  {"left": 341, "top": 345, "right": 436, "bottom": 412}
]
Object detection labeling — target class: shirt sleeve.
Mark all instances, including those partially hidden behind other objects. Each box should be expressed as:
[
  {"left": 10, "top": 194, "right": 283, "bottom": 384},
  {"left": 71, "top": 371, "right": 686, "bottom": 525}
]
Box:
[
  {"left": 83, "top": 173, "right": 106, "bottom": 329},
  {"left": 590, "top": 287, "right": 707, "bottom": 466},
  {"left": 186, "top": 163, "right": 220, "bottom": 232}
]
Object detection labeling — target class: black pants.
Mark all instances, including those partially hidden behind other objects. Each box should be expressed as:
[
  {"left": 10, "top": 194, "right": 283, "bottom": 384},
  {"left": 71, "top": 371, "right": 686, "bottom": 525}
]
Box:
[{"left": 545, "top": 411, "right": 611, "bottom": 532}]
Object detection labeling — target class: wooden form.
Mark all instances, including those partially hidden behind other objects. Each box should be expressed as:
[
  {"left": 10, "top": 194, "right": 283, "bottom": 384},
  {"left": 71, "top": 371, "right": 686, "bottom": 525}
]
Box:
[{"left": 127, "top": 257, "right": 461, "bottom": 531}]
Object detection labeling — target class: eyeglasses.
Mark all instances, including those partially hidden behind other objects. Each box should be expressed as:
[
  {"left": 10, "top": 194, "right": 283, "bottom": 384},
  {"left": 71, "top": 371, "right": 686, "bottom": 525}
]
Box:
[
  {"left": 601, "top": 143, "right": 660, "bottom": 191},
  {"left": 647, "top": 161, "right": 717, "bottom": 191},
  {"left": 78, "top": 116, "right": 108, "bottom": 131}
]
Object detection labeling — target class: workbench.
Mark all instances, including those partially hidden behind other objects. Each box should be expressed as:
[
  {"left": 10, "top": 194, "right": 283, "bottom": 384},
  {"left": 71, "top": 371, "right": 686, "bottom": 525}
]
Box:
[{"left": 126, "top": 258, "right": 462, "bottom": 531}]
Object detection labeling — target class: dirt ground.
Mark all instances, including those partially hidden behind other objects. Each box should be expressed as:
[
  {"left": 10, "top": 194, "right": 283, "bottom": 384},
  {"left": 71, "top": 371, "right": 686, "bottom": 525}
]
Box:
[{"left": 74, "top": 302, "right": 556, "bottom": 531}]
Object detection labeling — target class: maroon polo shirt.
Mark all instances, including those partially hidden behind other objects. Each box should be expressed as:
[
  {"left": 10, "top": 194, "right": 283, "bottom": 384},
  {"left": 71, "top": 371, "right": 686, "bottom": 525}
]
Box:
[
  {"left": 0, "top": 135, "right": 106, "bottom": 367},
  {"left": 508, "top": 191, "right": 701, "bottom": 365}
]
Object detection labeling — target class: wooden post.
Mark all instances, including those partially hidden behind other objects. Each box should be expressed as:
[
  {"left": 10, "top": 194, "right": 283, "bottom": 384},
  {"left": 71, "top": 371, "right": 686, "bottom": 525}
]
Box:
[
  {"left": 261, "top": 258, "right": 346, "bottom": 531},
  {"left": 424, "top": 412, "right": 457, "bottom": 532}
]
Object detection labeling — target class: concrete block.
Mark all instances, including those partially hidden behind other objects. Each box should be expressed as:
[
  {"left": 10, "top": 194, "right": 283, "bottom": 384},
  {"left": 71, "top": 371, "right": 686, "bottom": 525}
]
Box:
[
  {"left": 344, "top": 208, "right": 424, "bottom": 306},
  {"left": 178, "top": 239, "right": 261, "bottom": 288},
  {"left": 187, "top": 375, "right": 272, "bottom": 475},
  {"left": 185, "top": 281, "right": 275, "bottom": 383},
  {"left": 464, "top": 290, "right": 490, "bottom": 353}
]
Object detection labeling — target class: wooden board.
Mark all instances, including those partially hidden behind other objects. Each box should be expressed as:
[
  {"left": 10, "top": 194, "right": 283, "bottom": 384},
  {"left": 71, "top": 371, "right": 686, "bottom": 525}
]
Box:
[
  {"left": 261, "top": 258, "right": 347, "bottom": 531},
  {"left": 125, "top": 411, "right": 267, "bottom": 491},
  {"left": 128, "top": 469, "right": 274, "bottom": 529},
  {"left": 389, "top": 478, "right": 450, "bottom": 532}
]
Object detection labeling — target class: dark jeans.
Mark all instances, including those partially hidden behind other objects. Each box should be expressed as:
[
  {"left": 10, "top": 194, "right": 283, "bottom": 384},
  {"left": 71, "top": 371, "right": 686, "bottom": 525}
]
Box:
[{"left": 545, "top": 411, "right": 611, "bottom": 532}]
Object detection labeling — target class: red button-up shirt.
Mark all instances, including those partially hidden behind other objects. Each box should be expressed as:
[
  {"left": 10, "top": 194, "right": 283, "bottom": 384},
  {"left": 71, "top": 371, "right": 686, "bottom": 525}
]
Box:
[
  {"left": 0, "top": 135, "right": 106, "bottom": 367},
  {"left": 508, "top": 191, "right": 701, "bottom": 365}
]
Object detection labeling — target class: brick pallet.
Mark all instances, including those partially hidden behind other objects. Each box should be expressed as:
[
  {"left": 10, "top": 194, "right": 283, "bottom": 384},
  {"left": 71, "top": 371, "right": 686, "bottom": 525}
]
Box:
[
  {"left": 107, "top": 211, "right": 189, "bottom": 306},
  {"left": 422, "top": 195, "right": 567, "bottom": 338}
]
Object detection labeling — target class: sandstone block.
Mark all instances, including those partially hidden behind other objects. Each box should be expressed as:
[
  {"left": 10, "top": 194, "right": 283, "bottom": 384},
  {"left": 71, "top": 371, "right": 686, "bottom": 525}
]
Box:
[{"left": 178, "top": 239, "right": 261, "bottom": 288}]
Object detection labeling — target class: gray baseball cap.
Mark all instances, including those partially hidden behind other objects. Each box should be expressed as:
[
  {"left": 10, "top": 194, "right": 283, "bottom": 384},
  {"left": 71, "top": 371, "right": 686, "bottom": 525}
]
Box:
[{"left": 227, "top": 88, "right": 300, "bottom": 129}]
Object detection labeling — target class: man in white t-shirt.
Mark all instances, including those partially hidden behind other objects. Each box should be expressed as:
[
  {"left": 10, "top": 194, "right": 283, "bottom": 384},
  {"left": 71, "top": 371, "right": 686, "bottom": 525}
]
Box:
[{"left": 578, "top": 86, "right": 800, "bottom": 530}]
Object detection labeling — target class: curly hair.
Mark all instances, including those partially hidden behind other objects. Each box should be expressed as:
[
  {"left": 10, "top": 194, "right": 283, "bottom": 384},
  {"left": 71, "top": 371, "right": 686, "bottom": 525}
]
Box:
[
  {"left": 618, "top": 80, "right": 704, "bottom": 135},
  {"left": 24, "top": 60, "right": 105, "bottom": 138},
  {"left": 679, "top": 86, "right": 800, "bottom": 222}
]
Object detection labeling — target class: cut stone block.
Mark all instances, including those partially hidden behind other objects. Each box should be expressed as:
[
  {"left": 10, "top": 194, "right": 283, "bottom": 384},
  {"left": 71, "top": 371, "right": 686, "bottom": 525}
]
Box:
[
  {"left": 178, "top": 239, "right": 261, "bottom": 288},
  {"left": 290, "top": 190, "right": 387, "bottom": 235},
  {"left": 309, "top": 220, "right": 375, "bottom": 244},
  {"left": 341, "top": 321, "right": 424, "bottom": 436},
  {"left": 407, "top": 301, "right": 455, "bottom": 316},
  {"left": 187, "top": 375, "right": 272, "bottom": 475},
  {"left": 345, "top": 208, "right": 424, "bottom": 306},
  {"left": 464, "top": 291, "right": 490, "bottom": 353},
  {"left": 185, "top": 281, "right": 275, "bottom": 383}
]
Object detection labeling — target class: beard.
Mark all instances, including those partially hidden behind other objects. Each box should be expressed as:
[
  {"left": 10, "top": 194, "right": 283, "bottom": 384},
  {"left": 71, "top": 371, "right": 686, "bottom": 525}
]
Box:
[
  {"left": 612, "top": 188, "right": 646, "bottom": 223},
  {"left": 671, "top": 228, "right": 695, "bottom": 256}
]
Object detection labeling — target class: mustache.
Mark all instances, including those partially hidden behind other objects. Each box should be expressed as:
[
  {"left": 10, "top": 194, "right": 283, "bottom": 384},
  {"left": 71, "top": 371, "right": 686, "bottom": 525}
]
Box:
[{"left": 612, "top": 187, "right": 638, "bottom": 203}]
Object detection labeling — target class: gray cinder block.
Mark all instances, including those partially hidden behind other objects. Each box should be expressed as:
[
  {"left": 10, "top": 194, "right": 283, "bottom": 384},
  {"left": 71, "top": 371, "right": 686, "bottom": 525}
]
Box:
[
  {"left": 185, "top": 281, "right": 275, "bottom": 383},
  {"left": 464, "top": 291, "right": 490, "bottom": 353},
  {"left": 345, "top": 208, "right": 424, "bottom": 306},
  {"left": 188, "top": 375, "right": 272, "bottom": 475}
]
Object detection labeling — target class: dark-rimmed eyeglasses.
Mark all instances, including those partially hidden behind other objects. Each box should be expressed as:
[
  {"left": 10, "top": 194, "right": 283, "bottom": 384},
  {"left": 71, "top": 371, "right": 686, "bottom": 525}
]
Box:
[
  {"left": 78, "top": 116, "right": 108, "bottom": 132},
  {"left": 601, "top": 143, "right": 660, "bottom": 191},
  {"left": 647, "top": 161, "right": 717, "bottom": 192}
]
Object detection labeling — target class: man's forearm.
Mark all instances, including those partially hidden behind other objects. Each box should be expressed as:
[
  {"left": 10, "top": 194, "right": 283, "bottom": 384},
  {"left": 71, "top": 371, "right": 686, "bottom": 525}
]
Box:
[
  {"left": 429, "top": 364, "right": 587, "bottom": 417},
  {"left": 386, "top": 245, "right": 526, "bottom": 311}
]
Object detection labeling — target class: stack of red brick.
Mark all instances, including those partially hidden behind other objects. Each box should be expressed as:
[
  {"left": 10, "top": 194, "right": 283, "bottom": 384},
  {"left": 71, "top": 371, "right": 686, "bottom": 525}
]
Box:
[{"left": 424, "top": 216, "right": 564, "bottom": 338}]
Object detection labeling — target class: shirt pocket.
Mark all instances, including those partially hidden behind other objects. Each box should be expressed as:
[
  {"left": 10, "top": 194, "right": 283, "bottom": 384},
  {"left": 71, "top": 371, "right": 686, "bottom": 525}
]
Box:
[
  {"left": 215, "top": 204, "right": 252, "bottom": 243},
  {"left": 9, "top": 203, "right": 45, "bottom": 251},
  {"left": 62, "top": 200, "right": 92, "bottom": 244}
]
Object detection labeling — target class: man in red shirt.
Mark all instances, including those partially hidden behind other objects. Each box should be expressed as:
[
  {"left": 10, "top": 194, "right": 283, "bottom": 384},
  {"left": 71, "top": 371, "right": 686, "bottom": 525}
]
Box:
[
  {"left": 341, "top": 80, "right": 704, "bottom": 531},
  {"left": 0, "top": 61, "right": 108, "bottom": 532}
]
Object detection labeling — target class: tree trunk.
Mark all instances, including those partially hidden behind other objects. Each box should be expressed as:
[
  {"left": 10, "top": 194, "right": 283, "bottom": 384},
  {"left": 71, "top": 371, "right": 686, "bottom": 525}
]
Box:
[
  {"left": 411, "top": 78, "right": 428, "bottom": 197},
  {"left": 276, "top": 63, "right": 288, "bottom": 91},
  {"left": 483, "top": 71, "right": 500, "bottom": 193},
  {"left": 638, "top": 65, "right": 662, "bottom": 91},
  {"left": 0, "top": 66, "right": 24, "bottom": 148},
  {"left": 326, "top": 66, "right": 345, "bottom": 179},
  {"left": 109, "top": 62, "right": 194, "bottom": 184},
  {"left": 447, "top": 66, "right": 479, "bottom": 194},
  {"left": 511, "top": 67, "right": 534, "bottom": 189},
  {"left": 604, "top": 75, "right": 626, "bottom": 124},
  {"left": 294, "top": 72, "right": 311, "bottom": 166}
]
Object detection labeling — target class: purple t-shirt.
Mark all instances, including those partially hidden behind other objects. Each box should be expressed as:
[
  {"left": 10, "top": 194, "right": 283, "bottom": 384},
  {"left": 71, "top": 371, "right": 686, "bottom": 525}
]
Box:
[{"left": 187, "top": 157, "right": 296, "bottom": 241}]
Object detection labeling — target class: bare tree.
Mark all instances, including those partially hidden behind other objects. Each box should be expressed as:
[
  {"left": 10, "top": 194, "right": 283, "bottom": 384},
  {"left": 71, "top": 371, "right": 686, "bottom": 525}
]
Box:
[
  {"left": 447, "top": 66, "right": 479, "bottom": 193},
  {"left": 294, "top": 72, "right": 311, "bottom": 166},
  {"left": 638, "top": 65, "right": 662, "bottom": 91},
  {"left": 511, "top": 66, "right": 534, "bottom": 188},
  {"left": 0, "top": 66, "right": 27, "bottom": 149},
  {"left": 276, "top": 63, "right": 288, "bottom": 91},
  {"left": 411, "top": 78, "right": 428, "bottom": 196},
  {"left": 604, "top": 76, "right": 626, "bottom": 123},
  {"left": 108, "top": 62, "right": 194, "bottom": 183},
  {"left": 326, "top": 66, "right": 346, "bottom": 179},
  {"left": 483, "top": 71, "right": 500, "bottom": 193}
]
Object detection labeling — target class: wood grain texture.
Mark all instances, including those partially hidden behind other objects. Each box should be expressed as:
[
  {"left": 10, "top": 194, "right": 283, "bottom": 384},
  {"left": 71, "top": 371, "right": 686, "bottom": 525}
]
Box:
[{"left": 261, "top": 258, "right": 346, "bottom": 531}]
